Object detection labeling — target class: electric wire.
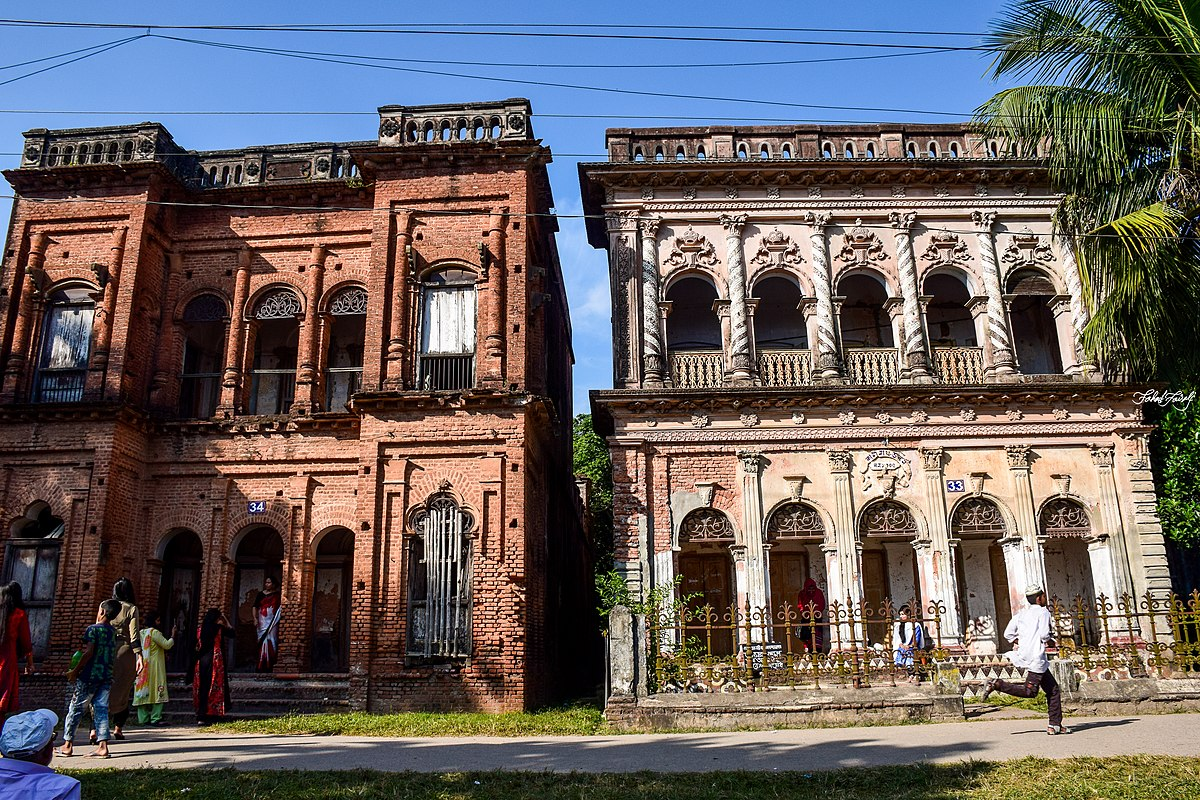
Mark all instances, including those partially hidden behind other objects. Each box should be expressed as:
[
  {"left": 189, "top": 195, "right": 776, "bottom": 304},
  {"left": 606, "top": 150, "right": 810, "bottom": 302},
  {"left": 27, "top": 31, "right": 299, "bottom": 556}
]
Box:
[{"left": 0, "top": 34, "right": 145, "bottom": 88}]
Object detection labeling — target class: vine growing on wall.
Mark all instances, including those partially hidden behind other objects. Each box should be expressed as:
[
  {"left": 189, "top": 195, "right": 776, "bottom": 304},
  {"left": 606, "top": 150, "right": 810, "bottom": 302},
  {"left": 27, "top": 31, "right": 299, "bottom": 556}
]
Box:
[{"left": 572, "top": 414, "right": 618, "bottom": 618}]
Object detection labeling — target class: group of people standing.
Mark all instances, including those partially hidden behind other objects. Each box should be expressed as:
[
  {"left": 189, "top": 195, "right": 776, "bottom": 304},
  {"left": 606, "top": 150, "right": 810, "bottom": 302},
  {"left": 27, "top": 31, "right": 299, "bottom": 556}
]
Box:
[{"left": 0, "top": 574, "right": 282, "bottom": 755}]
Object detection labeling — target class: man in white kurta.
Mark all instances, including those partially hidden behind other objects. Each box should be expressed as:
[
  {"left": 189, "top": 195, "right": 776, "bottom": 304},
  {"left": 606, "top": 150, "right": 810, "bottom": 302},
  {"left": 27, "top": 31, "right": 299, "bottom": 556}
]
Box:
[{"left": 982, "top": 584, "right": 1070, "bottom": 734}]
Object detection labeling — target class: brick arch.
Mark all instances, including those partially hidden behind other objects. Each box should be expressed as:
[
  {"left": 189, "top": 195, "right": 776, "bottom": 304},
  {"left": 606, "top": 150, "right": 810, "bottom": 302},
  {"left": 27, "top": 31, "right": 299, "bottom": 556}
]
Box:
[
  {"left": 416, "top": 258, "right": 480, "bottom": 282},
  {"left": 308, "top": 500, "right": 359, "bottom": 546},
  {"left": 244, "top": 279, "right": 307, "bottom": 320},
  {"left": 406, "top": 475, "right": 481, "bottom": 530},
  {"left": 152, "top": 509, "right": 214, "bottom": 551},
  {"left": 173, "top": 287, "right": 233, "bottom": 323},
  {"left": 225, "top": 502, "right": 293, "bottom": 561},
  {"left": 319, "top": 280, "right": 367, "bottom": 313},
  {"left": 152, "top": 526, "right": 205, "bottom": 561},
  {"left": 763, "top": 496, "right": 835, "bottom": 547},
  {"left": 2, "top": 480, "right": 76, "bottom": 537},
  {"left": 43, "top": 276, "right": 100, "bottom": 296}
]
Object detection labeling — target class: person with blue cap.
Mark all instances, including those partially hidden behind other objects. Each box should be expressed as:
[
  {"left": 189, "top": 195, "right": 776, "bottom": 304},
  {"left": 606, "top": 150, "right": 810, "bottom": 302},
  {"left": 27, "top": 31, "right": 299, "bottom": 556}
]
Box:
[{"left": 0, "top": 708, "right": 81, "bottom": 799}]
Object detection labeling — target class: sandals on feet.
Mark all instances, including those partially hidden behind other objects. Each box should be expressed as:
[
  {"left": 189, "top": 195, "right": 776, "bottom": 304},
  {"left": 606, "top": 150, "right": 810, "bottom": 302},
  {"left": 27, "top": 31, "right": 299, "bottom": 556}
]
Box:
[{"left": 1047, "top": 724, "right": 1073, "bottom": 735}]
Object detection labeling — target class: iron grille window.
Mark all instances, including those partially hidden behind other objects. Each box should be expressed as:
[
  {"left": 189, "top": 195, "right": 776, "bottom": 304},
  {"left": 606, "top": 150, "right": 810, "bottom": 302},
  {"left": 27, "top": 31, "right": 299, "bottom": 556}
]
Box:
[
  {"left": 179, "top": 294, "right": 227, "bottom": 418},
  {"left": 859, "top": 501, "right": 919, "bottom": 538},
  {"left": 766, "top": 502, "right": 824, "bottom": 539},
  {"left": 951, "top": 498, "right": 1007, "bottom": 537},
  {"left": 407, "top": 495, "right": 474, "bottom": 659},
  {"left": 35, "top": 288, "right": 94, "bottom": 403},
  {"left": 680, "top": 508, "right": 735, "bottom": 543},
  {"left": 418, "top": 269, "right": 476, "bottom": 390},
  {"left": 249, "top": 288, "right": 301, "bottom": 414},
  {"left": 1040, "top": 498, "right": 1091, "bottom": 539},
  {"left": 325, "top": 287, "right": 366, "bottom": 411}
]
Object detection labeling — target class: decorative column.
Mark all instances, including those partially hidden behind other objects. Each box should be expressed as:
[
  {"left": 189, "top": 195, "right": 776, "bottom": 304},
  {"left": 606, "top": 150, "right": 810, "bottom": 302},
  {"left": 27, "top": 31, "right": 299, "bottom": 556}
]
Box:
[
  {"left": 89, "top": 226, "right": 128, "bottom": 373},
  {"left": 217, "top": 247, "right": 253, "bottom": 417},
  {"left": 738, "top": 450, "right": 768, "bottom": 637},
  {"left": 971, "top": 211, "right": 1017, "bottom": 377},
  {"left": 720, "top": 214, "right": 754, "bottom": 384},
  {"left": 1090, "top": 444, "right": 1133, "bottom": 599},
  {"left": 1056, "top": 236, "right": 1097, "bottom": 377},
  {"left": 606, "top": 213, "right": 640, "bottom": 388},
  {"left": 639, "top": 216, "right": 666, "bottom": 388},
  {"left": 385, "top": 211, "right": 414, "bottom": 388},
  {"left": 803, "top": 211, "right": 841, "bottom": 380},
  {"left": 889, "top": 211, "right": 932, "bottom": 381},
  {"left": 1048, "top": 295, "right": 1080, "bottom": 375},
  {"left": 291, "top": 245, "right": 327, "bottom": 413},
  {"left": 481, "top": 211, "right": 507, "bottom": 386},
  {"left": 1005, "top": 444, "right": 1045, "bottom": 608},
  {"left": 918, "top": 447, "right": 962, "bottom": 644},
  {"left": 827, "top": 449, "right": 861, "bottom": 608},
  {"left": 148, "top": 251, "right": 185, "bottom": 408},
  {"left": 1119, "top": 428, "right": 1173, "bottom": 597},
  {"left": 3, "top": 231, "right": 48, "bottom": 398}
]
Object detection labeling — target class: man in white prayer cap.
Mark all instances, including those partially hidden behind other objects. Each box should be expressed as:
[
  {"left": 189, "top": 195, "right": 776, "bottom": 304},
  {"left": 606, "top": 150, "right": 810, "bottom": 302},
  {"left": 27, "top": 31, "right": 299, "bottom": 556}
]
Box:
[
  {"left": 982, "top": 585, "right": 1071, "bottom": 735},
  {"left": 0, "top": 709, "right": 81, "bottom": 799}
]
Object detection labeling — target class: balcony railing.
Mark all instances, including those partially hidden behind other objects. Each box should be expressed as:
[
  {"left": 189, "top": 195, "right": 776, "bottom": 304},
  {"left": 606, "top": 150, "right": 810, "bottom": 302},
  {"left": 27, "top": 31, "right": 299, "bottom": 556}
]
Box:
[
  {"left": 35, "top": 369, "right": 86, "bottom": 403},
  {"left": 670, "top": 350, "right": 724, "bottom": 388},
  {"left": 932, "top": 346, "right": 985, "bottom": 384},
  {"left": 418, "top": 353, "right": 475, "bottom": 391},
  {"left": 757, "top": 349, "right": 812, "bottom": 387},
  {"left": 844, "top": 348, "right": 900, "bottom": 386}
]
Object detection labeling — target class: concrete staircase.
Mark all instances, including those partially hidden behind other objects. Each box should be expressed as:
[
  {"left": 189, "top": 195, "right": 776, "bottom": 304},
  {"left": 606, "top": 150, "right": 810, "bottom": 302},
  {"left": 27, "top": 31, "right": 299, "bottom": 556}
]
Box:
[{"left": 161, "top": 672, "right": 351, "bottom": 722}]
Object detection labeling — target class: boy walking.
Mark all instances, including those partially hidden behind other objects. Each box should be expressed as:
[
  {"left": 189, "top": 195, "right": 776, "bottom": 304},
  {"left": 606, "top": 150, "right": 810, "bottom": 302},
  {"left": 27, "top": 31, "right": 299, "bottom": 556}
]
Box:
[
  {"left": 57, "top": 599, "right": 119, "bottom": 758},
  {"left": 982, "top": 584, "right": 1071, "bottom": 735}
]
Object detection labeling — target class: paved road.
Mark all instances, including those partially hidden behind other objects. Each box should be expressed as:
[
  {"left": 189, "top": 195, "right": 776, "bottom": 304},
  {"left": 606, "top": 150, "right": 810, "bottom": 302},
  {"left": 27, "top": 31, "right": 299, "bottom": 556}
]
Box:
[{"left": 59, "top": 712, "right": 1200, "bottom": 773}]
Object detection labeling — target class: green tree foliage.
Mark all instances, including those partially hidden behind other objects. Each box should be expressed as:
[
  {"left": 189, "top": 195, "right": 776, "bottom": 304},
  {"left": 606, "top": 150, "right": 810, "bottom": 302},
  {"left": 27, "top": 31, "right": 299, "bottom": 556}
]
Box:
[
  {"left": 572, "top": 415, "right": 617, "bottom": 606},
  {"left": 977, "top": 1, "right": 1200, "bottom": 383},
  {"left": 1153, "top": 399, "right": 1200, "bottom": 548}
]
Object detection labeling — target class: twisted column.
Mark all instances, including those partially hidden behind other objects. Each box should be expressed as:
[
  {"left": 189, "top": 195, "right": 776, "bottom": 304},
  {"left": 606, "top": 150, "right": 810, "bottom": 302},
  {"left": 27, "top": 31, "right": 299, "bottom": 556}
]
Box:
[
  {"left": 720, "top": 214, "right": 754, "bottom": 383},
  {"left": 889, "top": 211, "right": 931, "bottom": 380},
  {"left": 972, "top": 211, "right": 1017, "bottom": 376},
  {"left": 803, "top": 212, "right": 841, "bottom": 380},
  {"left": 1056, "top": 234, "right": 1097, "bottom": 375},
  {"left": 639, "top": 217, "right": 666, "bottom": 387}
]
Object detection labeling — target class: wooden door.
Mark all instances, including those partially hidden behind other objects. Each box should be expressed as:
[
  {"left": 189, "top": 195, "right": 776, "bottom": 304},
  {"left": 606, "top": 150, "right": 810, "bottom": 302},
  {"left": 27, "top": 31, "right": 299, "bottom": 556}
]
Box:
[
  {"left": 768, "top": 550, "right": 809, "bottom": 622},
  {"left": 988, "top": 544, "right": 1013, "bottom": 651},
  {"left": 680, "top": 552, "right": 735, "bottom": 656},
  {"left": 861, "top": 550, "right": 889, "bottom": 647}
]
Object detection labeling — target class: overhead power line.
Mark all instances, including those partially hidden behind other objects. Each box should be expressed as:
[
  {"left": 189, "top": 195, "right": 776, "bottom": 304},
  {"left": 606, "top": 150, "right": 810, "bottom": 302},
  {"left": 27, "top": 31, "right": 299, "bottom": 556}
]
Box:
[{"left": 0, "top": 34, "right": 145, "bottom": 88}]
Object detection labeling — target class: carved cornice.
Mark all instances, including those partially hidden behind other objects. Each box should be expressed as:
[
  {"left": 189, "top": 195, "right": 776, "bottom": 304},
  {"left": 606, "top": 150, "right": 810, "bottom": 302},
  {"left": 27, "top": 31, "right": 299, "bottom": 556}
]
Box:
[{"left": 609, "top": 422, "right": 1138, "bottom": 445}]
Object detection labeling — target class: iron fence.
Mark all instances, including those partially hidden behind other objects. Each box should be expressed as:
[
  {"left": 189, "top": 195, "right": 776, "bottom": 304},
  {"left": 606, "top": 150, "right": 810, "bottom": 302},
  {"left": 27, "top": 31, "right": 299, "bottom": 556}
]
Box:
[{"left": 646, "top": 592, "right": 1200, "bottom": 693}]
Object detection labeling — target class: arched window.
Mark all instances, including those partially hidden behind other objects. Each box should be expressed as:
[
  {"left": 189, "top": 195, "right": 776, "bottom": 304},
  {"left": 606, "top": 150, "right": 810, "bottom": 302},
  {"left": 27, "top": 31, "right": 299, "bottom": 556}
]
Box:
[
  {"left": 249, "top": 288, "right": 302, "bottom": 414},
  {"left": 821, "top": 142, "right": 833, "bottom": 159},
  {"left": 928, "top": 141, "right": 940, "bottom": 158},
  {"left": 844, "top": 142, "right": 856, "bottom": 158},
  {"left": 905, "top": 142, "right": 917, "bottom": 158},
  {"left": 759, "top": 144, "right": 770, "bottom": 159},
  {"left": 948, "top": 141, "right": 961, "bottom": 158},
  {"left": 178, "top": 294, "right": 227, "bottom": 418},
  {"left": 665, "top": 276, "right": 722, "bottom": 387},
  {"left": 1007, "top": 268, "right": 1064, "bottom": 374},
  {"left": 695, "top": 145, "right": 706, "bottom": 160},
  {"left": 1040, "top": 498, "right": 1090, "bottom": 539},
  {"left": 654, "top": 146, "right": 665, "bottom": 162},
  {"left": 676, "top": 146, "right": 686, "bottom": 161},
  {"left": 865, "top": 142, "right": 876, "bottom": 158},
  {"left": 325, "top": 286, "right": 367, "bottom": 411},
  {"left": 633, "top": 147, "right": 644, "bottom": 162},
  {"left": 752, "top": 276, "right": 807, "bottom": 350},
  {"left": 680, "top": 508, "right": 735, "bottom": 543},
  {"left": 407, "top": 494, "right": 474, "bottom": 659},
  {"left": 924, "top": 273, "right": 978, "bottom": 380},
  {"left": 766, "top": 502, "right": 824, "bottom": 539},
  {"left": 859, "top": 501, "right": 918, "bottom": 538},
  {"left": 419, "top": 267, "right": 477, "bottom": 390},
  {"left": 838, "top": 274, "right": 894, "bottom": 348},
  {"left": 4, "top": 503, "right": 64, "bottom": 658},
  {"left": 36, "top": 286, "right": 95, "bottom": 403},
  {"left": 737, "top": 143, "right": 748, "bottom": 159},
  {"left": 781, "top": 143, "right": 792, "bottom": 159},
  {"left": 951, "top": 498, "right": 1006, "bottom": 537}
]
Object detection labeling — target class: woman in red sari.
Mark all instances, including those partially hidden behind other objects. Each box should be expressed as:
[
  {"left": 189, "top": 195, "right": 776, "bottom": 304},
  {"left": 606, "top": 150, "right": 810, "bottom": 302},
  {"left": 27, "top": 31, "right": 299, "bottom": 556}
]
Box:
[
  {"left": 797, "top": 578, "right": 827, "bottom": 652},
  {"left": 193, "top": 608, "right": 234, "bottom": 724},
  {"left": 0, "top": 581, "right": 34, "bottom": 719},
  {"left": 0, "top": 582, "right": 33, "bottom": 719}
]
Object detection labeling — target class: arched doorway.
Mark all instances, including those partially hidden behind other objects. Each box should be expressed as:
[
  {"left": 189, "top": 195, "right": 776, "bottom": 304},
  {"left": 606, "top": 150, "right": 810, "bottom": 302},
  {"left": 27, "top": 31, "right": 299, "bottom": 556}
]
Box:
[
  {"left": 765, "top": 501, "right": 826, "bottom": 649},
  {"left": 1039, "top": 498, "right": 1098, "bottom": 645},
  {"left": 3, "top": 503, "right": 64, "bottom": 659},
  {"left": 158, "top": 529, "right": 203, "bottom": 672},
  {"left": 858, "top": 500, "right": 920, "bottom": 647},
  {"left": 752, "top": 276, "right": 808, "bottom": 385},
  {"left": 950, "top": 498, "right": 1011, "bottom": 654},
  {"left": 677, "top": 508, "right": 735, "bottom": 656},
  {"left": 311, "top": 528, "right": 353, "bottom": 672},
  {"left": 233, "top": 525, "right": 284, "bottom": 670}
]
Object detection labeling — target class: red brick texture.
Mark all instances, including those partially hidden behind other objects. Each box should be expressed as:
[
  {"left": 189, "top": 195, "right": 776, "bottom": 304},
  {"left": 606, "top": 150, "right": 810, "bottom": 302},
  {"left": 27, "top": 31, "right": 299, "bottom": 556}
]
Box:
[{"left": 0, "top": 120, "right": 594, "bottom": 711}]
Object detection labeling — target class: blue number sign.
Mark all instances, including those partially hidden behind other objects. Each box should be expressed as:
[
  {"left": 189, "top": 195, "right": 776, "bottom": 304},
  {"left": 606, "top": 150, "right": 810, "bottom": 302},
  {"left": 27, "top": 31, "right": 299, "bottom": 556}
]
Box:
[
  {"left": 946, "top": 480, "right": 965, "bottom": 493},
  {"left": 247, "top": 500, "right": 266, "bottom": 514}
]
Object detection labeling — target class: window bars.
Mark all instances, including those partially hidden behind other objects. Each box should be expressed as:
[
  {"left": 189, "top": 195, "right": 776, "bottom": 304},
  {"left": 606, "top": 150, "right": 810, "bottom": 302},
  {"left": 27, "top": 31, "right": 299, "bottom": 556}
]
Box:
[{"left": 407, "top": 495, "right": 474, "bottom": 659}]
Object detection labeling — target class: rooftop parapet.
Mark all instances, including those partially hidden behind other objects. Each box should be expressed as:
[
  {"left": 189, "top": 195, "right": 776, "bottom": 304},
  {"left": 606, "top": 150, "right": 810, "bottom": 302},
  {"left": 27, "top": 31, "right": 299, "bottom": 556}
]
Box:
[
  {"left": 604, "top": 124, "right": 1027, "bottom": 163},
  {"left": 377, "top": 98, "right": 533, "bottom": 146}
]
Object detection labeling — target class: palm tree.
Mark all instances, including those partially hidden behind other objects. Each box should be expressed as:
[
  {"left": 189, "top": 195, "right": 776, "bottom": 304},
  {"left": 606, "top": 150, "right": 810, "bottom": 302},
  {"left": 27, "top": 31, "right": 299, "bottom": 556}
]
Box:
[{"left": 977, "top": 0, "right": 1200, "bottom": 381}]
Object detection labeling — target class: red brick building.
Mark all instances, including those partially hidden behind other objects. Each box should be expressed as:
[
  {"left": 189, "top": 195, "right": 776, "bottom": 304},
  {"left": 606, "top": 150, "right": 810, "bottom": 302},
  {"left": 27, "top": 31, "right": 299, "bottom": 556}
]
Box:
[{"left": 0, "top": 99, "right": 592, "bottom": 711}]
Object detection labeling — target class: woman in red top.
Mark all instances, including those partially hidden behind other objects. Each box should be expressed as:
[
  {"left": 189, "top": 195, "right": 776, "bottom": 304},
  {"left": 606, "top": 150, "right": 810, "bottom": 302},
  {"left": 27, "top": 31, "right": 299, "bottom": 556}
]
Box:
[{"left": 0, "top": 581, "right": 34, "bottom": 719}]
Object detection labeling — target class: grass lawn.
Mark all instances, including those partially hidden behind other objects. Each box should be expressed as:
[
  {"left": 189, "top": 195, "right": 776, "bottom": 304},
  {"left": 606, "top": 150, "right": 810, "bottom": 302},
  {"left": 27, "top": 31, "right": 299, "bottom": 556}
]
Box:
[
  {"left": 204, "top": 704, "right": 606, "bottom": 737},
  {"left": 70, "top": 756, "right": 1200, "bottom": 799},
  {"left": 966, "top": 694, "right": 1050, "bottom": 714}
]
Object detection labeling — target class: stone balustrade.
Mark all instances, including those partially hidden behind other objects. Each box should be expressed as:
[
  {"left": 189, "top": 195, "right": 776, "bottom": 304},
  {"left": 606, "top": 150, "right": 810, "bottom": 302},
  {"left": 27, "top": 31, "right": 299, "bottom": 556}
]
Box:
[
  {"left": 378, "top": 98, "right": 533, "bottom": 146},
  {"left": 932, "top": 347, "right": 986, "bottom": 385},
  {"left": 757, "top": 349, "right": 812, "bottom": 387},
  {"left": 844, "top": 348, "right": 901, "bottom": 386},
  {"left": 670, "top": 351, "right": 724, "bottom": 388}
]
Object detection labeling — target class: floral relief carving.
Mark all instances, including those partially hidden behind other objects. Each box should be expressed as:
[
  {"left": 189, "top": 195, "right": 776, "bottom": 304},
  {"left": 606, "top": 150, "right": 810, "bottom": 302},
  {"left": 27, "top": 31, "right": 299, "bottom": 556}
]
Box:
[
  {"left": 836, "top": 219, "right": 888, "bottom": 267},
  {"left": 690, "top": 413, "right": 710, "bottom": 428},
  {"left": 919, "top": 232, "right": 973, "bottom": 268},
  {"left": 849, "top": 185, "right": 865, "bottom": 199},
  {"left": 875, "top": 411, "right": 893, "bottom": 425},
  {"left": 838, "top": 410, "right": 857, "bottom": 425},
  {"left": 960, "top": 408, "right": 978, "bottom": 422},
  {"left": 1097, "top": 407, "right": 1116, "bottom": 420},
  {"left": 791, "top": 412, "right": 807, "bottom": 425},
  {"left": 808, "top": 186, "right": 822, "bottom": 198},
  {"left": 1002, "top": 227, "right": 1055, "bottom": 269},
  {"left": 749, "top": 228, "right": 805, "bottom": 269},
  {"left": 891, "top": 185, "right": 906, "bottom": 198},
  {"left": 1005, "top": 444, "right": 1032, "bottom": 468},
  {"left": 725, "top": 187, "right": 739, "bottom": 199},
  {"left": 682, "top": 187, "right": 697, "bottom": 200},
  {"left": 1006, "top": 408, "right": 1023, "bottom": 421},
  {"left": 641, "top": 187, "right": 655, "bottom": 201},
  {"left": 911, "top": 409, "right": 930, "bottom": 424},
  {"left": 827, "top": 449, "right": 852, "bottom": 472},
  {"left": 1053, "top": 407, "right": 1070, "bottom": 420},
  {"left": 766, "top": 186, "right": 780, "bottom": 199},
  {"left": 740, "top": 413, "right": 760, "bottom": 428},
  {"left": 664, "top": 226, "right": 720, "bottom": 269},
  {"left": 933, "top": 185, "right": 950, "bottom": 198}
]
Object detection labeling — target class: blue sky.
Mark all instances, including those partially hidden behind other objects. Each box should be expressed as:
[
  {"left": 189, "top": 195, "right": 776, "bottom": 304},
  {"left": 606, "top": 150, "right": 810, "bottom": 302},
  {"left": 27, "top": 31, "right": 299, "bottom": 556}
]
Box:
[{"left": 0, "top": 1, "right": 1016, "bottom": 412}]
